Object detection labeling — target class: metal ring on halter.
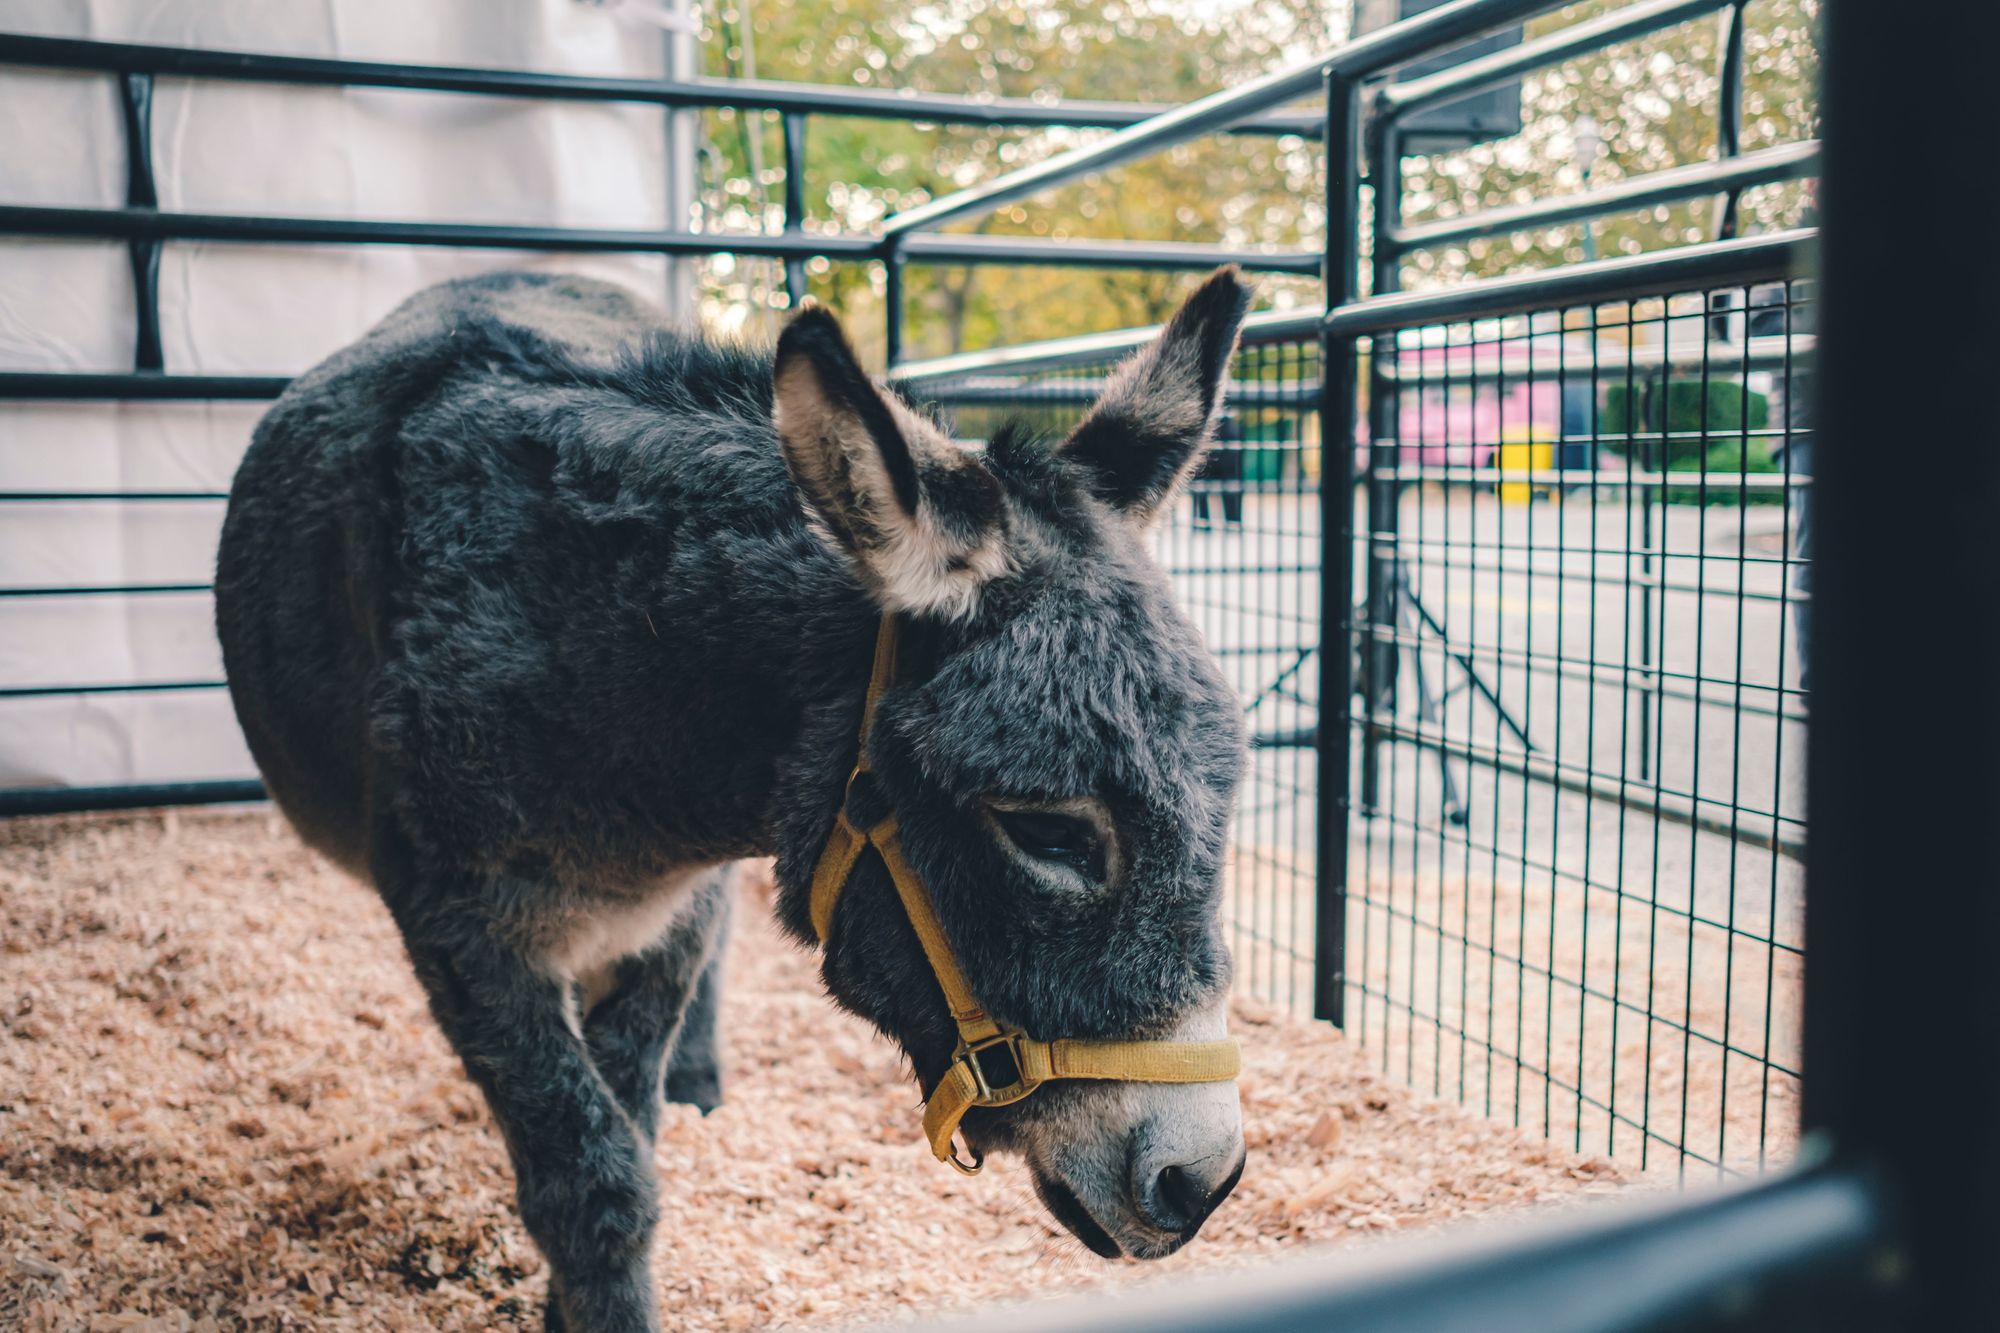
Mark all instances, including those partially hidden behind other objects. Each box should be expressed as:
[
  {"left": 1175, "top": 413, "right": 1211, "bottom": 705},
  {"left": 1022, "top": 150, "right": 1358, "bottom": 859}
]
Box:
[{"left": 947, "top": 1136, "right": 985, "bottom": 1175}]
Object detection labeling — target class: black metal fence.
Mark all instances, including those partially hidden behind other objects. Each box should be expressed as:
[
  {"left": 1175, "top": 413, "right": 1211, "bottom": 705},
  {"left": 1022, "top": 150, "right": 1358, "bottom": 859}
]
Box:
[
  {"left": 9, "top": 0, "right": 1997, "bottom": 1326},
  {"left": 5, "top": 0, "right": 1817, "bottom": 1176},
  {"left": 1341, "top": 273, "right": 1809, "bottom": 1180}
]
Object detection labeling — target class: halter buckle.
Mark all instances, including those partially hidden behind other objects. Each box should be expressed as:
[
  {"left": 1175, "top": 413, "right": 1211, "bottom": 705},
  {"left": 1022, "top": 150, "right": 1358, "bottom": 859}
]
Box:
[{"left": 956, "top": 1031, "right": 1038, "bottom": 1107}]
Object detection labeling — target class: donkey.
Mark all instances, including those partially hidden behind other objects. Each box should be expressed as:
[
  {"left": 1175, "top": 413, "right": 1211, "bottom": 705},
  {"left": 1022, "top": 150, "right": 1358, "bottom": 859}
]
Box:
[{"left": 214, "top": 265, "right": 1254, "bottom": 1331}]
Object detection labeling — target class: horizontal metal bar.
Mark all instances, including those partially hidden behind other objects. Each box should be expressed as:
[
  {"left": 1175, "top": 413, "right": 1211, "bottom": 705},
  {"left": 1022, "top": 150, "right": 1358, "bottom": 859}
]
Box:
[
  {"left": 1381, "top": 0, "right": 1724, "bottom": 121},
  {"left": 920, "top": 377, "right": 1321, "bottom": 408},
  {"left": 0, "top": 491, "right": 227, "bottom": 501},
  {"left": 881, "top": 0, "right": 1573, "bottom": 237},
  {"left": 0, "top": 203, "right": 882, "bottom": 259},
  {"left": 0, "top": 33, "right": 1320, "bottom": 135},
  {"left": 0, "top": 371, "right": 289, "bottom": 399},
  {"left": 901, "top": 233, "right": 1320, "bottom": 275},
  {"left": 1368, "top": 545, "right": 1807, "bottom": 602},
  {"left": 903, "top": 280, "right": 1812, "bottom": 387},
  {"left": 1368, "top": 712, "right": 1807, "bottom": 860},
  {"left": 1371, "top": 464, "right": 1801, "bottom": 493},
  {"left": 894, "top": 309, "right": 1320, "bottom": 382},
  {"left": 1365, "top": 801, "right": 1805, "bottom": 967},
  {"left": 1360, "top": 617, "right": 1810, "bottom": 724},
  {"left": 1373, "top": 334, "right": 1814, "bottom": 380},
  {"left": 0, "top": 585, "right": 212, "bottom": 598},
  {"left": 1387, "top": 142, "right": 1820, "bottom": 254},
  {"left": 889, "top": 1165, "right": 1895, "bottom": 1333},
  {"left": 0, "top": 779, "right": 265, "bottom": 818},
  {"left": 0, "top": 679, "right": 226, "bottom": 697},
  {"left": 0, "top": 205, "right": 1315, "bottom": 278},
  {"left": 1325, "top": 230, "right": 1814, "bottom": 336}
]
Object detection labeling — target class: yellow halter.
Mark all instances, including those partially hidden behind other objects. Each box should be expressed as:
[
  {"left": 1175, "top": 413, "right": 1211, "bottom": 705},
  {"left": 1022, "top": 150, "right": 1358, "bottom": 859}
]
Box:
[{"left": 809, "top": 615, "right": 1242, "bottom": 1174}]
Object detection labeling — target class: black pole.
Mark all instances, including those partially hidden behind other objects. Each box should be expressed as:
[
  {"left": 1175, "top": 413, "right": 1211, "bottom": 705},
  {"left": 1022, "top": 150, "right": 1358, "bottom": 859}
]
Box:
[
  {"left": 1711, "top": 0, "right": 1746, "bottom": 241},
  {"left": 883, "top": 242, "right": 906, "bottom": 367},
  {"left": 1315, "top": 71, "right": 1362, "bottom": 1026},
  {"left": 781, "top": 112, "right": 808, "bottom": 305},
  {"left": 1359, "top": 105, "right": 1404, "bottom": 816},
  {"left": 117, "top": 71, "right": 163, "bottom": 372},
  {"left": 1802, "top": 3, "right": 2000, "bottom": 1330}
]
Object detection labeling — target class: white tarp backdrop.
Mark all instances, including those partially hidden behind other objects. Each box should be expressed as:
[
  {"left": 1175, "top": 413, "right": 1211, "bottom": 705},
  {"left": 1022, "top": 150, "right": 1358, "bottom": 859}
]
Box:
[{"left": 1, "top": 0, "right": 690, "bottom": 794}]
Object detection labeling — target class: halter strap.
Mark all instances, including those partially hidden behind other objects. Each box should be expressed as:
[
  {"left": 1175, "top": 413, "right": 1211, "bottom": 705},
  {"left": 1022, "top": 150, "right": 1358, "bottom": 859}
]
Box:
[{"left": 808, "top": 614, "right": 1241, "bottom": 1173}]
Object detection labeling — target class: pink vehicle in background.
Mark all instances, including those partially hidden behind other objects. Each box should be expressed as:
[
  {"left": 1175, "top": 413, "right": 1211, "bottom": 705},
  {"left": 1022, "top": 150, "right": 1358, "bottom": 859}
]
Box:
[{"left": 1357, "top": 331, "right": 1582, "bottom": 478}]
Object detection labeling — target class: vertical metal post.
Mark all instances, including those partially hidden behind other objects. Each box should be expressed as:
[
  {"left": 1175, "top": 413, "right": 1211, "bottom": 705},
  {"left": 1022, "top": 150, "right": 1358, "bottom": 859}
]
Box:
[
  {"left": 1359, "top": 105, "right": 1403, "bottom": 815},
  {"left": 883, "top": 242, "right": 906, "bottom": 368},
  {"left": 780, "top": 112, "right": 809, "bottom": 306},
  {"left": 1315, "top": 69, "right": 1361, "bottom": 1026},
  {"left": 661, "top": 0, "right": 699, "bottom": 323},
  {"left": 117, "top": 71, "right": 162, "bottom": 371},
  {"left": 1712, "top": 0, "right": 1747, "bottom": 242},
  {"left": 1803, "top": 3, "right": 1999, "bottom": 1328},
  {"left": 1637, "top": 376, "right": 1656, "bottom": 781}
]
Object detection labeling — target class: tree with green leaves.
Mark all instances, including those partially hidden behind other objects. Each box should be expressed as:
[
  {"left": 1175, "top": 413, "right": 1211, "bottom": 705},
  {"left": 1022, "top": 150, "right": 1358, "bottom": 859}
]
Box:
[{"left": 691, "top": 0, "right": 1818, "bottom": 361}]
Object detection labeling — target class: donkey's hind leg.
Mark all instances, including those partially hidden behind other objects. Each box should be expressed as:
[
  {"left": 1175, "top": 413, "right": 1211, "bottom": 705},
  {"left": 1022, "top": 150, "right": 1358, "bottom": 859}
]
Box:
[
  {"left": 664, "top": 889, "right": 730, "bottom": 1113},
  {"left": 378, "top": 860, "right": 662, "bottom": 1332},
  {"left": 583, "top": 870, "right": 731, "bottom": 1140}
]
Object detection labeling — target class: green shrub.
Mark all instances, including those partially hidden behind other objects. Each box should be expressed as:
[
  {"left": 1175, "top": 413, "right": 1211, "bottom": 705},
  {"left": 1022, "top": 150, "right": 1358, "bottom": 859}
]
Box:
[{"left": 1602, "top": 378, "right": 1779, "bottom": 503}]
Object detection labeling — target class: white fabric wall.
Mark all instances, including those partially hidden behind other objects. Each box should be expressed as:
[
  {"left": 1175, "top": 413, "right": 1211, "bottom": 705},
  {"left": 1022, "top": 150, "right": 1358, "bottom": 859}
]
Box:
[{"left": 0, "top": 0, "right": 686, "bottom": 793}]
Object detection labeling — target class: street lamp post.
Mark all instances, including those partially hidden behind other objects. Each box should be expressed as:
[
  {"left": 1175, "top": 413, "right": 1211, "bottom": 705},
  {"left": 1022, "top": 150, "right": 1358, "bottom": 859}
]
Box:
[{"left": 1573, "top": 113, "right": 1603, "bottom": 260}]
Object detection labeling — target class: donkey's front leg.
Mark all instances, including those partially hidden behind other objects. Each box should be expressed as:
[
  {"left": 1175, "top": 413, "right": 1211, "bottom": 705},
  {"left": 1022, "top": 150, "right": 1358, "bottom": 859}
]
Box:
[
  {"left": 662, "top": 943, "right": 726, "bottom": 1114},
  {"left": 396, "top": 897, "right": 661, "bottom": 1333},
  {"left": 583, "top": 871, "right": 732, "bottom": 1140}
]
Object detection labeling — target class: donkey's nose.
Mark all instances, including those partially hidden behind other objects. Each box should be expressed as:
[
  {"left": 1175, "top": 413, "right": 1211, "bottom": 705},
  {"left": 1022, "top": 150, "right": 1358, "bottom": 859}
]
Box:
[{"left": 1136, "top": 1149, "right": 1245, "bottom": 1236}]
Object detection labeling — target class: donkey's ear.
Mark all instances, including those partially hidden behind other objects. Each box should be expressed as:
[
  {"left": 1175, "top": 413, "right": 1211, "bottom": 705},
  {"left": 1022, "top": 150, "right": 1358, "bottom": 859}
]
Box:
[
  {"left": 773, "top": 306, "right": 1010, "bottom": 620},
  {"left": 1061, "top": 266, "right": 1252, "bottom": 523}
]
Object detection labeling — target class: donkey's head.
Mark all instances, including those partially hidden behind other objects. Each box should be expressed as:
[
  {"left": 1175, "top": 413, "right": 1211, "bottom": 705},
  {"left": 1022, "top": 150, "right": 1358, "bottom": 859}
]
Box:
[{"left": 775, "top": 269, "right": 1253, "bottom": 1259}]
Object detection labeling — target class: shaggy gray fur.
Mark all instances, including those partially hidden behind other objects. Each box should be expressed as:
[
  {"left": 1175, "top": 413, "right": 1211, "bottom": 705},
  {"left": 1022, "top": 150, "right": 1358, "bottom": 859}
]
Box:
[{"left": 215, "top": 267, "right": 1251, "bottom": 1330}]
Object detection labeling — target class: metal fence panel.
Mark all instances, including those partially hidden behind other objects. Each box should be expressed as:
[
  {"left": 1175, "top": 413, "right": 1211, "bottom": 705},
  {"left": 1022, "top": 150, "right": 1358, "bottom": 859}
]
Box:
[{"left": 1347, "top": 275, "right": 1809, "bottom": 1181}]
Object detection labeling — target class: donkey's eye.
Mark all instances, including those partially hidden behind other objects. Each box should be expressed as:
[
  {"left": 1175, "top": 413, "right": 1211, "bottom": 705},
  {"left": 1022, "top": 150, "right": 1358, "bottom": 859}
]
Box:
[{"left": 992, "top": 809, "right": 1103, "bottom": 879}]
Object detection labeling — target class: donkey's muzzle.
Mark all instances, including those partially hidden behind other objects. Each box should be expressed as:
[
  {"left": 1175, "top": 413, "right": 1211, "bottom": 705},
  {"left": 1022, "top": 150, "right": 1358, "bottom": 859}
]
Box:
[{"left": 1138, "top": 1148, "right": 1246, "bottom": 1238}]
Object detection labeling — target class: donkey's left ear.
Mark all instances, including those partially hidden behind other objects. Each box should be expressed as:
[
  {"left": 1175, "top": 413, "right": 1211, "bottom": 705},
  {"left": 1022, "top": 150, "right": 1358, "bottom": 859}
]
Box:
[
  {"left": 1061, "top": 266, "right": 1253, "bottom": 524},
  {"left": 773, "top": 305, "right": 1010, "bottom": 621}
]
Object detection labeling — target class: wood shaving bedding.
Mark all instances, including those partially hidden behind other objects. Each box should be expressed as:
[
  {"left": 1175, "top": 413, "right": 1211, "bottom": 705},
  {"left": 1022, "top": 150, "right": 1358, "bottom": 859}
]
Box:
[{"left": 1, "top": 810, "right": 1628, "bottom": 1330}]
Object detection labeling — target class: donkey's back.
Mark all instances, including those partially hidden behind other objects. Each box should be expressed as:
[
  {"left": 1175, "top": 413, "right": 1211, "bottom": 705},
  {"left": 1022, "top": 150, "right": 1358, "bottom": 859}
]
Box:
[{"left": 214, "top": 271, "right": 795, "bottom": 879}]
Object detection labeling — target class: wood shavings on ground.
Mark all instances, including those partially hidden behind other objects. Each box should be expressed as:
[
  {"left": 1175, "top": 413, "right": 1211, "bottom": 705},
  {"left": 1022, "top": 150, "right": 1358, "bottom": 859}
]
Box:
[{"left": 2, "top": 810, "right": 1630, "bottom": 1330}]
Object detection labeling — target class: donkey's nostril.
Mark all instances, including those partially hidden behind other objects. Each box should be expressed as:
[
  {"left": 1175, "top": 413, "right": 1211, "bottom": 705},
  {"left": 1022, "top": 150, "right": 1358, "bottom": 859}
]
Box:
[
  {"left": 1140, "top": 1153, "right": 1243, "bottom": 1235},
  {"left": 1156, "top": 1165, "right": 1205, "bottom": 1229}
]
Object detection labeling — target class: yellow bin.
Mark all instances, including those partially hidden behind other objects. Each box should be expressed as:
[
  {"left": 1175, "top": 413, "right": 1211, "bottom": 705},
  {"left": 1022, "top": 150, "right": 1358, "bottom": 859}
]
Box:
[{"left": 1497, "top": 425, "right": 1554, "bottom": 504}]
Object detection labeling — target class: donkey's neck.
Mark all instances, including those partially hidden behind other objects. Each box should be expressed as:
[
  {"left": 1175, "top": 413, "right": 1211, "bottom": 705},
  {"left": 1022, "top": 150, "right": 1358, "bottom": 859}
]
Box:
[{"left": 600, "top": 502, "right": 878, "bottom": 916}]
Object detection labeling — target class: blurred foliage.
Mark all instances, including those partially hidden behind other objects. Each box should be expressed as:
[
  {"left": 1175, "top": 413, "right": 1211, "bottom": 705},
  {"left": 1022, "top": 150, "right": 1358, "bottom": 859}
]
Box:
[
  {"left": 1602, "top": 377, "right": 1783, "bottom": 502},
  {"left": 689, "top": 0, "right": 1820, "bottom": 364},
  {"left": 1400, "top": 0, "right": 1821, "bottom": 286}
]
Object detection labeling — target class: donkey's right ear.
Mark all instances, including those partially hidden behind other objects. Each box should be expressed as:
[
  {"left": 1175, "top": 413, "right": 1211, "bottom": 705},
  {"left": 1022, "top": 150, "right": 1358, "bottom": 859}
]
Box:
[
  {"left": 1060, "top": 266, "right": 1252, "bottom": 525},
  {"left": 773, "top": 306, "right": 1011, "bottom": 621}
]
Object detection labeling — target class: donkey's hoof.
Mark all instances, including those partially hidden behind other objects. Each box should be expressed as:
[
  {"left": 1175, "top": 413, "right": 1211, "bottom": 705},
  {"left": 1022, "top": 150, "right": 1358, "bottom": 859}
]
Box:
[{"left": 665, "top": 1066, "right": 722, "bottom": 1114}]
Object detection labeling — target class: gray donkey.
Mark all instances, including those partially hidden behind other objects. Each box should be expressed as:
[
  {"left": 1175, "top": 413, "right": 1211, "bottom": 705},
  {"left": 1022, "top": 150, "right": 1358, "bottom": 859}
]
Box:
[{"left": 215, "top": 265, "right": 1253, "bottom": 1331}]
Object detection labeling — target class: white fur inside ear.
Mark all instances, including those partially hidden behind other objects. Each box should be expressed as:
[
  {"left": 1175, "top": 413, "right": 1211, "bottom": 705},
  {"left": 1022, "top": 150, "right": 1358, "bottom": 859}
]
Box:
[
  {"left": 867, "top": 402, "right": 1015, "bottom": 621},
  {"left": 774, "top": 362, "right": 1012, "bottom": 621},
  {"left": 866, "top": 494, "right": 1013, "bottom": 621}
]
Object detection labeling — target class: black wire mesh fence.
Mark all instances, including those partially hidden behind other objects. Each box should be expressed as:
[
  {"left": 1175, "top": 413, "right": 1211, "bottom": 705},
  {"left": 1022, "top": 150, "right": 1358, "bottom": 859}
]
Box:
[
  {"left": 915, "top": 270, "right": 1811, "bottom": 1183},
  {"left": 1346, "top": 275, "right": 1810, "bottom": 1180}
]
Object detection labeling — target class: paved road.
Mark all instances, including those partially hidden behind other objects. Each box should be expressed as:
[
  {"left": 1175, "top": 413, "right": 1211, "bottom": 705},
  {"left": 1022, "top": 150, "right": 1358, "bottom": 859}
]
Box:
[{"left": 1161, "top": 484, "right": 1808, "bottom": 1015}]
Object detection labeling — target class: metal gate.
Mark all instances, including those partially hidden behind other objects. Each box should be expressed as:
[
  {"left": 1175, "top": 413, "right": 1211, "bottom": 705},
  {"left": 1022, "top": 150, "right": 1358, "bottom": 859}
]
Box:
[{"left": 6, "top": 0, "right": 1996, "bottom": 1326}]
